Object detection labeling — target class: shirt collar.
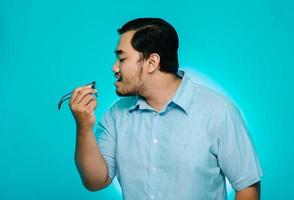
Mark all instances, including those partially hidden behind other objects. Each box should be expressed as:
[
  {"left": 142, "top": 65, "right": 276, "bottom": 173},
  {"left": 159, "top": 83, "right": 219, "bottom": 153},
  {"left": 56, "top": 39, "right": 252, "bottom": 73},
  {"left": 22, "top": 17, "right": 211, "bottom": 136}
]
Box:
[
  {"left": 129, "top": 95, "right": 149, "bottom": 111},
  {"left": 170, "top": 70, "right": 194, "bottom": 115},
  {"left": 129, "top": 70, "right": 195, "bottom": 115}
]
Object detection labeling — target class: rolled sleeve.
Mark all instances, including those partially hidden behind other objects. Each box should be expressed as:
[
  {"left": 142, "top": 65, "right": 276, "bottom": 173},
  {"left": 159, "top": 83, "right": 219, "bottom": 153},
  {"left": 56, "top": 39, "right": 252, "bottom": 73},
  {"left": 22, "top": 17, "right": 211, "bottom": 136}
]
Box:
[
  {"left": 218, "top": 103, "right": 263, "bottom": 191},
  {"left": 95, "top": 110, "right": 117, "bottom": 180}
]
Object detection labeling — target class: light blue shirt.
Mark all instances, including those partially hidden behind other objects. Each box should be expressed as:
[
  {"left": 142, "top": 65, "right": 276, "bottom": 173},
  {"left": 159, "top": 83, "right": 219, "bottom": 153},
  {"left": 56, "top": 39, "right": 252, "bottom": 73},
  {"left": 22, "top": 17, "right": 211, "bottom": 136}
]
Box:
[{"left": 95, "top": 70, "right": 263, "bottom": 200}]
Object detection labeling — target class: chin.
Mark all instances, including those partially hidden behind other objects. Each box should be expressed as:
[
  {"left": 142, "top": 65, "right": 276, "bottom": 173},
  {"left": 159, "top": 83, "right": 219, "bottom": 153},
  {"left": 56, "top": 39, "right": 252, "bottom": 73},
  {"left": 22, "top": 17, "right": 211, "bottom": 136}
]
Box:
[
  {"left": 115, "top": 88, "right": 138, "bottom": 97},
  {"left": 115, "top": 88, "right": 128, "bottom": 96},
  {"left": 116, "top": 90, "right": 126, "bottom": 97},
  {"left": 116, "top": 91, "right": 133, "bottom": 97}
]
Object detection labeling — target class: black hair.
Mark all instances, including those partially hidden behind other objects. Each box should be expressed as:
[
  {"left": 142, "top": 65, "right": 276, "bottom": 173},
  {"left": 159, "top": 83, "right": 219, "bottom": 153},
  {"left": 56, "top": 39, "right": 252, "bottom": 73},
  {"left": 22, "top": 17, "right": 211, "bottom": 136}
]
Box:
[{"left": 117, "top": 18, "right": 179, "bottom": 74}]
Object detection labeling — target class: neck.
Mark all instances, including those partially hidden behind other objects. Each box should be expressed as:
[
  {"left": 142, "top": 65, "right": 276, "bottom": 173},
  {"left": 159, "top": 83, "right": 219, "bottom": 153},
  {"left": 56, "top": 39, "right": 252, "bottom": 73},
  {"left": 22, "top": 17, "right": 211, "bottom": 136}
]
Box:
[{"left": 141, "top": 72, "right": 181, "bottom": 112}]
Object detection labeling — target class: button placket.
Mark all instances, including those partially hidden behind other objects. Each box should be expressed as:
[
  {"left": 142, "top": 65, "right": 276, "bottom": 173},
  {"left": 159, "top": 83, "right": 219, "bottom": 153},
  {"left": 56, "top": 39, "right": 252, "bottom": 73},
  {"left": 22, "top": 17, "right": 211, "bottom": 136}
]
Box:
[{"left": 148, "top": 112, "right": 160, "bottom": 199}]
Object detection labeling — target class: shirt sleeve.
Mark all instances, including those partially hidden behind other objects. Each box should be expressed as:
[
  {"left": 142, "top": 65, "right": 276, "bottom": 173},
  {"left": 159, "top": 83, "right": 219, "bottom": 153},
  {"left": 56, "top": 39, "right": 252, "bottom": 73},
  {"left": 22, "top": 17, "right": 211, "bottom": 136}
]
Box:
[
  {"left": 217, "top": 103, "right": 263, "bottom": 191},
  {"left": 95, "top": 109, "right": 117, "bottom": 180}
]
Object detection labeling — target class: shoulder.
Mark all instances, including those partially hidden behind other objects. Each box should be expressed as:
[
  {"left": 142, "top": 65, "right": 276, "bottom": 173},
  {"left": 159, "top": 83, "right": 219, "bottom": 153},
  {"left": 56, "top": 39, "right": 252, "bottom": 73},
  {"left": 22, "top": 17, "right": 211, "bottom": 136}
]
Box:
[
  {"left": 191, "top": 82, "right": 234, "bottom": 113},
  {"left": 182, "top": 71, "right": 233, "bottom": 111}
]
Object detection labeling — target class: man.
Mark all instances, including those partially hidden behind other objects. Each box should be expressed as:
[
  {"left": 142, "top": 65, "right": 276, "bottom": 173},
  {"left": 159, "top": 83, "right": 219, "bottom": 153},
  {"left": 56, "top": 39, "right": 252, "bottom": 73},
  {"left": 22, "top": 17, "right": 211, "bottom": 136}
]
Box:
[{"left": 70, "top": 18, "right": 263, "bottom": 200}]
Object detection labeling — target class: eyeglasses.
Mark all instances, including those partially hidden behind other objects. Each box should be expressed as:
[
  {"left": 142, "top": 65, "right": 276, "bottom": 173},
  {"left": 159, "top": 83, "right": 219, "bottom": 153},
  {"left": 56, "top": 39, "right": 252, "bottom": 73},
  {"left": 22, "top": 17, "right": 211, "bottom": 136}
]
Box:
[{"left": 57, "top": 81, "right": 98, "bottom": 110}]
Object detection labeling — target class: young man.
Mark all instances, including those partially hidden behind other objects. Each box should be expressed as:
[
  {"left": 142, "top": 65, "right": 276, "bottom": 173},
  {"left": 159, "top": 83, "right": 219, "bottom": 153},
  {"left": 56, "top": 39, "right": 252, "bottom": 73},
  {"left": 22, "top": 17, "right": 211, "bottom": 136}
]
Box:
[{"left": 70, "top": 18, "right": 262, "bottom": 200}]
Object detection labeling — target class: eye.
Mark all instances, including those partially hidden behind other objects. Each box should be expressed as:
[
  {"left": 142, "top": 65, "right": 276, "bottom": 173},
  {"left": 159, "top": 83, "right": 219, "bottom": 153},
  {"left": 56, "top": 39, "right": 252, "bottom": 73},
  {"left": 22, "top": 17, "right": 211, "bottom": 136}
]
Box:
[{"left": 119, "top": 58, "right": 126, "bottom": 62}]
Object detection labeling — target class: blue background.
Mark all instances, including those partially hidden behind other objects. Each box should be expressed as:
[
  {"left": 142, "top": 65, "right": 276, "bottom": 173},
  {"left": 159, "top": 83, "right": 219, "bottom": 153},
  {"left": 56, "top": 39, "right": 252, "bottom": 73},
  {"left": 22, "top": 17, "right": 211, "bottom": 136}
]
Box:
[{"left": 0, "top": 0, "right": 293, "bottom": 199}]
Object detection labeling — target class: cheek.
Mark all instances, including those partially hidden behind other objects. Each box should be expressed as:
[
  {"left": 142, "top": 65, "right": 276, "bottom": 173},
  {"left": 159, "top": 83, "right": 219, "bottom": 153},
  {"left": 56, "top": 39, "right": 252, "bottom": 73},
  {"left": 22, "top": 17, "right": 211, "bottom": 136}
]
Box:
[{"left": 119, "top": 65, "right": 132, "bottom": 78}]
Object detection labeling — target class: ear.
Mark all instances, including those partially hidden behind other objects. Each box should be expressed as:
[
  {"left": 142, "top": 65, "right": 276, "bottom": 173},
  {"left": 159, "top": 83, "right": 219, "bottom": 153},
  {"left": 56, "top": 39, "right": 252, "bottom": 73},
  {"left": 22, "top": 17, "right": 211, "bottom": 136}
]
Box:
[{"left": 146, "top": 53, "right": 160, "bottom": 73}]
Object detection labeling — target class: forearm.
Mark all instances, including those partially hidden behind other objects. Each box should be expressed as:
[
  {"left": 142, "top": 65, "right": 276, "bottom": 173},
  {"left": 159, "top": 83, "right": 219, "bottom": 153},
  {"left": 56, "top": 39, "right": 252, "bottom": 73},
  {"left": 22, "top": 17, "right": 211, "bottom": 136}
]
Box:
[
  {"left": 235, "top": 182, "right": 260, "bottom": 200},
  {"left": 75, "top": 126, "right": 110, "bottom": 191}
]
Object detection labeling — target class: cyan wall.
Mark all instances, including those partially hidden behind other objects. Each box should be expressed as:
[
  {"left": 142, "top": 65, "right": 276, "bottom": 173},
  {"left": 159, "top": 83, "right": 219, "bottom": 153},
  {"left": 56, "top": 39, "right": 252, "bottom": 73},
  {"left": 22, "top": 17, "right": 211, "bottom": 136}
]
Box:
[{"left": 0, "top": 0, "right": 293, "bottom": 199}]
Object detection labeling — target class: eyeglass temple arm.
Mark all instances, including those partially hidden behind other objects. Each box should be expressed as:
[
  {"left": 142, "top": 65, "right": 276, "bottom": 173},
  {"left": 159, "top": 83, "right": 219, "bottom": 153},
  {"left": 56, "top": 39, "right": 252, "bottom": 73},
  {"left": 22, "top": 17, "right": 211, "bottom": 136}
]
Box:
[{"left": 58, "top": 81, "right": 97, "bottom": 110}]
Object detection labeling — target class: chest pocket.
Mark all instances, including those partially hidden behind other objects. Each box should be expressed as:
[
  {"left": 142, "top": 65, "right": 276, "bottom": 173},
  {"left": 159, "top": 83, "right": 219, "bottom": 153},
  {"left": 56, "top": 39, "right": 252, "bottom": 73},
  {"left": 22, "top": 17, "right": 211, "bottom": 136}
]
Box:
[{"left": 158, "top": 127, "right": 218, "bottom": 172}]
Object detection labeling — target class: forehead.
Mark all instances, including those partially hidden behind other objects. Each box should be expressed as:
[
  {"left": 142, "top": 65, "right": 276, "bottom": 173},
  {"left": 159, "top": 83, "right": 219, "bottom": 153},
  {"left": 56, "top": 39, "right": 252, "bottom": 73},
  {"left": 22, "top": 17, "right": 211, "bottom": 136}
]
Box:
[{"left": 115, "top": 31, "right": 136, "bottom": 56}]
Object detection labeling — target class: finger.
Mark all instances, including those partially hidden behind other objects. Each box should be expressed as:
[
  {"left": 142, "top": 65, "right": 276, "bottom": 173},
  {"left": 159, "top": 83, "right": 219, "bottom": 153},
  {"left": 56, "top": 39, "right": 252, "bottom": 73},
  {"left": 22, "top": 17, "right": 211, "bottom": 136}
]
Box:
[
  {"left": 79, "top": 94, "right": 96, "bottom": 106},
  {"left": 70, "top": 85, "right": 92, "bottom": 104},
  {"left": 86, "top": 98, "right": 97, "bottom": 111},
  {"left": 72, "top": 87, "right": 96, "bottom": 105},
  {"left": 78, "top": 92, "right": 97, "bottom": 106}
]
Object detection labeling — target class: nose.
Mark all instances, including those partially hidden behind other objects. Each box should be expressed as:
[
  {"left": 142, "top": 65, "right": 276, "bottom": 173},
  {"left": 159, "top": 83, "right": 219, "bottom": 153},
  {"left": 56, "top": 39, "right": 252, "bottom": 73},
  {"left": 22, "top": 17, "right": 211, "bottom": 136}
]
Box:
[{"left": 112, "top": 60, "right": 119, "bottom": 73}]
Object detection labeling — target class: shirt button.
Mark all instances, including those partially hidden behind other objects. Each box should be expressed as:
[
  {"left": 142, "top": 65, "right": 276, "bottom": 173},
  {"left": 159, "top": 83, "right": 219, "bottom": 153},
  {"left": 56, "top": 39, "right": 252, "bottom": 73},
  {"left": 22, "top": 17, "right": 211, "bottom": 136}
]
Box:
[
  {"left": 150, "top": 195, "right": 155, "bottom": 199},
  {"left": 153, "top": 139, "right": 158, "bottom": 144}
]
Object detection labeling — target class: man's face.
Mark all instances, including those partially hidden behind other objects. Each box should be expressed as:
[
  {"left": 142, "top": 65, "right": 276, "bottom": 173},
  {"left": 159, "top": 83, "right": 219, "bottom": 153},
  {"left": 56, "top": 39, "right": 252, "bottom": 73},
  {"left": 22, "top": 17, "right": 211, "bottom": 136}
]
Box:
[{"left": 112, "top": 31, "right": 145, "bottom": 96}]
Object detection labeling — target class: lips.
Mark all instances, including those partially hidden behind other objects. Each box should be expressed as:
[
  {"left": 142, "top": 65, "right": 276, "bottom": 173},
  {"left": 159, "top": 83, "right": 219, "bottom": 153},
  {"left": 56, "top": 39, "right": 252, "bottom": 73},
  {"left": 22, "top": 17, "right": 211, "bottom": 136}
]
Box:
[{"left": 115, "top": 74, "right": 122, "bottom": 82}]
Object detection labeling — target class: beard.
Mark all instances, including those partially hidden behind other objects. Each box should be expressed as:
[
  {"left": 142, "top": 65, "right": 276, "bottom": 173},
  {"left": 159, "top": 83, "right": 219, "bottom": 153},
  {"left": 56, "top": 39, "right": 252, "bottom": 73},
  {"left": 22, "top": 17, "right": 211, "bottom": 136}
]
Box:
[
  {"left": 115, "top": 78, "right": 140, "bottom": 96},
  {"left": 115, "top": 65, "right": 144, "bottom": 97},
  {"left": 115, "top": 74, "right": 147, "bottom": 96}
]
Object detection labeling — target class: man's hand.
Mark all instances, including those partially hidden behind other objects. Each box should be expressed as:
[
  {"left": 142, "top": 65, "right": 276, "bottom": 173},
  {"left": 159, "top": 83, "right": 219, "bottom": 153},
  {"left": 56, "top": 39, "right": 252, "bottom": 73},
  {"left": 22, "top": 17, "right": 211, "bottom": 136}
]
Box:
[
  {"left": 69, "top": 84, "right": 97, "bottom": 130},
  {"left": 235, "top": 181, "right": 260, "bottom": 200},
  {"left": 69, "top": 84, "right": 110, "bottom": 191}
]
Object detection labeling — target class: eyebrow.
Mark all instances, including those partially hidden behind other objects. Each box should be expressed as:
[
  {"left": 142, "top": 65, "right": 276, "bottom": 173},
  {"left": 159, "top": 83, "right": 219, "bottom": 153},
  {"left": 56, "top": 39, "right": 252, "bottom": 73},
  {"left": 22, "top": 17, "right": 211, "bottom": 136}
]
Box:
[{"left": 114, "top": 49, "right": 127, "bottom": 57}]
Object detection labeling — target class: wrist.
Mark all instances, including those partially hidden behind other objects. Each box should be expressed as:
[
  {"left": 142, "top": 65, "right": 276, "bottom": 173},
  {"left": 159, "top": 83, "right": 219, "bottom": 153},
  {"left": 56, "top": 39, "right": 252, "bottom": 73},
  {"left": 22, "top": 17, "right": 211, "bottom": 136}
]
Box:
[{"left": 76, "top": 124, "right": 94, "bottom": 133}]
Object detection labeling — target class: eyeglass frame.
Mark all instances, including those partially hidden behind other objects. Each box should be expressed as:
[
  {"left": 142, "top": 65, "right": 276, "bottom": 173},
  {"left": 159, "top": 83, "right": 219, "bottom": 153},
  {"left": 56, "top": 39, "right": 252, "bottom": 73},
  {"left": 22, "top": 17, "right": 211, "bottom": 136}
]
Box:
[{"left": 57, "top": 81, "right": 97, "bottom": 110}]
